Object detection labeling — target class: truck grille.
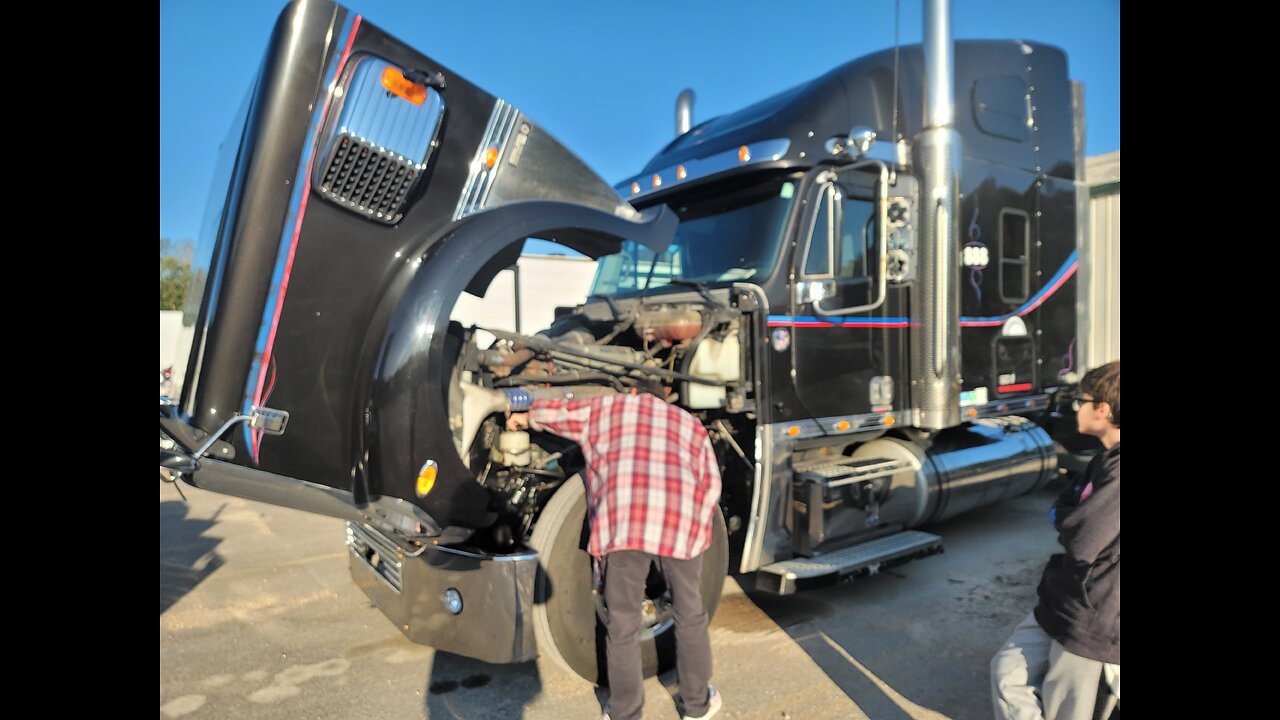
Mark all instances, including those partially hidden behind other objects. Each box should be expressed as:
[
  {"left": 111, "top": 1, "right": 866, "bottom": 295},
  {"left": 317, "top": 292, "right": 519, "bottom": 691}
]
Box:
[
  {"left": 317, "top": 133, "right": 417, "bottom": 225},
  {"left": 345, "top": 522, "right": 403, "bottom": 592}
]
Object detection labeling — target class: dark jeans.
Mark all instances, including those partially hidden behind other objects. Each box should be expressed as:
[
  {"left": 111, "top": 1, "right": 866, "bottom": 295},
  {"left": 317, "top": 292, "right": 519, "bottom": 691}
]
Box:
[{"left": 603, "top": 550, "right": 712, "bottom": 720}]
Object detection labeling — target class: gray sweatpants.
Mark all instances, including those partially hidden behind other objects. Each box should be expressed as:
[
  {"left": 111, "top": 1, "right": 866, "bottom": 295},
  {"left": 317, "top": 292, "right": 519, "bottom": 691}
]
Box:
[
  {"left": 991, "top": 612, "right": 1120, "bottom": 720},
  {"left": 603, "top": 550, "right": 712, "bottom": 720}
]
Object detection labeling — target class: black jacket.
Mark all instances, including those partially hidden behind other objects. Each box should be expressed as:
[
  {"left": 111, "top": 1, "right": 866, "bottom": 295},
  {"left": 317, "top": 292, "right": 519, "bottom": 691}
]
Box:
[{"left": 1034, "top": 444, "right": 1120, "bottom": 664}]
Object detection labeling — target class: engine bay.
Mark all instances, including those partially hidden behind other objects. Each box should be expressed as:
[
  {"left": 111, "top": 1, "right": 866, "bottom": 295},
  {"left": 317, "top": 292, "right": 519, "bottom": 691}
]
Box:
[{"left": 447, "top": 295, "right": 754, "bottom": 549}]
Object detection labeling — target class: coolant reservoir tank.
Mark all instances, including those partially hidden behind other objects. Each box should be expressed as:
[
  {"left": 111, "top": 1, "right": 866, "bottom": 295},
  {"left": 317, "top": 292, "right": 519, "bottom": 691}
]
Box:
[
  {"left": 494, "top": 431, "right": 531, "bottom": 466},
  {"left": 686, "top": 335, "right": 741, "bottom": 409}
]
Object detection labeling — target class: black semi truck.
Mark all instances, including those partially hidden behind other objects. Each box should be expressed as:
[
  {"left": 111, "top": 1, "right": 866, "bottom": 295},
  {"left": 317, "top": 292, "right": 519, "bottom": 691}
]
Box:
[{"left": 160, "top": 0, "right": 1085, "bottom": 683}]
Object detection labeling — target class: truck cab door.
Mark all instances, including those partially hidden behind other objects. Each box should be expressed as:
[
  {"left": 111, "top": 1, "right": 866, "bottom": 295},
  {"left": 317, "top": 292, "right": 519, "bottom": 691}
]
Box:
[{"left": 782, "top": 166, "right": 909, "bottom": 420}]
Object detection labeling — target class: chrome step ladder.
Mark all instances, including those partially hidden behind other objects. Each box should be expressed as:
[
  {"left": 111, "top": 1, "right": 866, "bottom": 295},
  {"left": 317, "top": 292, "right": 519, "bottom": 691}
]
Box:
[{"left": 757, "top": 529, "right": 943, "bottom": 595}]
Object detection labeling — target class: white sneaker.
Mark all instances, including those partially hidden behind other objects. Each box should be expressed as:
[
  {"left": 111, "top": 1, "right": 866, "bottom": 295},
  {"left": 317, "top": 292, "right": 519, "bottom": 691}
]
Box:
[{"left": 682, "top": 686, "right": 722, "bottom": 720}]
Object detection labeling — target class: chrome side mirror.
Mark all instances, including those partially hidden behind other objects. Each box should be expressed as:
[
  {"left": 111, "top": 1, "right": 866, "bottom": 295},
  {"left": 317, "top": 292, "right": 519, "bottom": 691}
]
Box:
[
  {"left": 823, "top": 126, "right": 878, "bottom": 159},
  {"left": 847, "top": 126, "right": 877, "bottom": 156}
]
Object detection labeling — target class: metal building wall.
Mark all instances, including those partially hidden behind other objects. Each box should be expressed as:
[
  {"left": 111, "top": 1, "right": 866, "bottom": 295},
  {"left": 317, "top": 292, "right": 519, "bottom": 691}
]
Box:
[{"left": 1081, "top": 150, "right": 1120, "bottom": 372}]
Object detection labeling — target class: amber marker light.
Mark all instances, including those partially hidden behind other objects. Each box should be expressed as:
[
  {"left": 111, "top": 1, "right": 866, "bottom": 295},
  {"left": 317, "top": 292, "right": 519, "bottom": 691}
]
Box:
[
  {"left": 381, "top": 67, "right": 427, "bottom": 105},
  {"left": 416, "top": 460, "right": 438, "bottom": 497},
  {"left": 738, "top": 145, "right": 751, "bottom": 163},
  {"left": 483, "top": 146, "right": 500, "bottom": 169}
]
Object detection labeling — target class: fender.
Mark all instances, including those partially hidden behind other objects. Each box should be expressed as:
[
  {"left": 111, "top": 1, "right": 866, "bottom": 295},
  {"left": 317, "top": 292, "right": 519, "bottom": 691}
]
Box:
[{"left": 361, "top": 200, "right": 677, "bottom": 529}]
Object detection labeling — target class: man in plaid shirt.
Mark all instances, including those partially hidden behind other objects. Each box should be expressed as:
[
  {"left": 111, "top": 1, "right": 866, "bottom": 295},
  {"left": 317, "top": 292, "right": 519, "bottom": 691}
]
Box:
[{"left": 506, "top": 387, "right": 724, "bottom": 720}]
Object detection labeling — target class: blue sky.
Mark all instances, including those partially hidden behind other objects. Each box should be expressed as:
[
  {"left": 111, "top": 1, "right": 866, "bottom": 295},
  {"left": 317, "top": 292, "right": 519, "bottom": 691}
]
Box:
[{"left": 160, "top": 0, "right": 1119, "bottom": 245}]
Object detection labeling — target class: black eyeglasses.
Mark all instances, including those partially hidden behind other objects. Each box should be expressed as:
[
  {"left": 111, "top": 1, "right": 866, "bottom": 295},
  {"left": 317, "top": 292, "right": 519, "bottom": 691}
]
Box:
[{"left": 1068, "top": 395, "right": 1099, "bottom": 411}]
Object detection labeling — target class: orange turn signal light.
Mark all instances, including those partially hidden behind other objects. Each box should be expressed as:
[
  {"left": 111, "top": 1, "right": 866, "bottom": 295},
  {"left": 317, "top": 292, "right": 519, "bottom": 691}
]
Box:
[
  {"left": 381, "top": 67, "right": 427, "bottom": 105},
  {"left": 483, "top": 146, "right": 500, "bottom": 169},
  {"left": 416, "top": 461, "right": 438, "bottom": 497}
]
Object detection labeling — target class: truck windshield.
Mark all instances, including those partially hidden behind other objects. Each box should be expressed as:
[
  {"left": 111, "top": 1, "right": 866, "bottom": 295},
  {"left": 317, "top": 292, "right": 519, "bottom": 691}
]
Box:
[{"left": 590, "top": 173, "right": 797, "bottom": 295}]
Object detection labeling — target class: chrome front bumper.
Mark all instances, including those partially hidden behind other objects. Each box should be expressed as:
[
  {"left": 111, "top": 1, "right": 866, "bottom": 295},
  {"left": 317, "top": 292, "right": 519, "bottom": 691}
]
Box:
[{"left": 347, "top": 523, "right": 539, "bottom": 664}]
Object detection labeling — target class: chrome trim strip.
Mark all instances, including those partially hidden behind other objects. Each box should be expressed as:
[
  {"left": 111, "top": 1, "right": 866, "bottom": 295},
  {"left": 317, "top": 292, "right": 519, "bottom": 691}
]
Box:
[
  {"left": 770, "top": 408, "right": 921, "bottom": 442},
  {"left": 616, "top": 138, "right": 790, "bottom": 200},
  {"left": 453, "top": 99, "right": 522, "bottom": 220},
  {"left": 347, "top": 522, "right": 404, "bottom": 592},
  {"left": 742, "top": 405, "right": 1049, "bottom": 570},
  {"left": 244, "top": 12, "right": 360, "bottom": 458},
  {"left": 965, "top": 393, "right": 1051, "bottom": 419},
  {"left": 740, "top": 423, "right": 771, "bottom": 573},
  {"left": 424, "top": 544, "right": 540, "bottom": 563}
]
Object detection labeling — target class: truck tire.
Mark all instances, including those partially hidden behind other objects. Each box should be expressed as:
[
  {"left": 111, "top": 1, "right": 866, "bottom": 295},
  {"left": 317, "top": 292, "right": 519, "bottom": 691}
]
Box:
[{"left": 528, "top": 476, "right": 727, "bottom": 685}]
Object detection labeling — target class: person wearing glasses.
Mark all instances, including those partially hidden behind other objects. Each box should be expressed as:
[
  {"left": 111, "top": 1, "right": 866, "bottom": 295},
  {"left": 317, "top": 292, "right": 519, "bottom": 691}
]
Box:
[{"left": 991, "top": 360, "right": 1120, "bottom": 720}]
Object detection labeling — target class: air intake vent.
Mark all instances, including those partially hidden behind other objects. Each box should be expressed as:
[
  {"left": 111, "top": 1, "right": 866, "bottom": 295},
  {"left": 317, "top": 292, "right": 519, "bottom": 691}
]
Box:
[
  {"left": 346, "top": 522, "right": 403, "bottom": 592},
  {"left": 317, "top": 133, "right": 418, "bottom": 225}
]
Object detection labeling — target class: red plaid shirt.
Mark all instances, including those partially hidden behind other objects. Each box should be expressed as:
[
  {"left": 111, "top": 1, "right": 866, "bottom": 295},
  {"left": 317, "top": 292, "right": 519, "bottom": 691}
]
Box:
[{"left": 529, "top": 393, "right": 721, "bottom": 560}]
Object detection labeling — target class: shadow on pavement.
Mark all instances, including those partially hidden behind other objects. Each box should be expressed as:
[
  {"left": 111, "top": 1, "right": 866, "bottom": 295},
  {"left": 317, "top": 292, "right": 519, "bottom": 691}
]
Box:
[
  {"left": 740, "top": 487, "right": 1061, "bottom": 720},
  {"left": 159, "top": 498, "right": 226, "bottom": 614},
  {"left": 423, "top": 651, "right": 545, "bottom": 718}
]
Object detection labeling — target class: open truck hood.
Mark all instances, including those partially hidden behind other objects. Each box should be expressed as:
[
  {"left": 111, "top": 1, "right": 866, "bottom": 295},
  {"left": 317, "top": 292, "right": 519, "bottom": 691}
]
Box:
[{"left": 163, "top": 0, "right": 676, "bottom": 534}]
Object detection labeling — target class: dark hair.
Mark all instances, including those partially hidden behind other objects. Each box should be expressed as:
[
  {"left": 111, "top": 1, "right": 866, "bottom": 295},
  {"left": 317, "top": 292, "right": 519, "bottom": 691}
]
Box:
[{"left": 1081, "top": 360, "right": 1119, "bottom": 427}]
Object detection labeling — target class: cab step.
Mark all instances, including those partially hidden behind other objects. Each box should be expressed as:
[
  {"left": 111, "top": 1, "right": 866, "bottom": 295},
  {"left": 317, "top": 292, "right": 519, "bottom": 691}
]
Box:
[
  {"left": 756, "top": 530, "right": 944, "bottom": 595},
  {"left": 789, "top": 455, "right": 916, "bottom": 556},
  {"left": 792, "top": 455, "right": 913, "bottom": 487}
]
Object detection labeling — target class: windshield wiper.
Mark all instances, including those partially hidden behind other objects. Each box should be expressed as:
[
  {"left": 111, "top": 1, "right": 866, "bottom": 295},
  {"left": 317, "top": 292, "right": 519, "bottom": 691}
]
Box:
[
  {"left": 670, "top": 279, "right": 728, "bottom": 308},
  {"left": 642, "top": 255, "right": 660, "bottom": 291}
]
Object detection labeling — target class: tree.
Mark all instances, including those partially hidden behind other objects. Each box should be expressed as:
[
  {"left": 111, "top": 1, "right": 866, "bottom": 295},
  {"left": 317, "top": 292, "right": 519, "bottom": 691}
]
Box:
[{"left": 161, "top": 238, "right": 195, "bottom": 311}]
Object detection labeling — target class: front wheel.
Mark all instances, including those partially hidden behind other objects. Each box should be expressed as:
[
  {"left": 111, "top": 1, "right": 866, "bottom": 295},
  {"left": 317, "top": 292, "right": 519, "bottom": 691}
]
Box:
[{"left": 528, "top": 476, "right": 728, "bottom": 685}]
